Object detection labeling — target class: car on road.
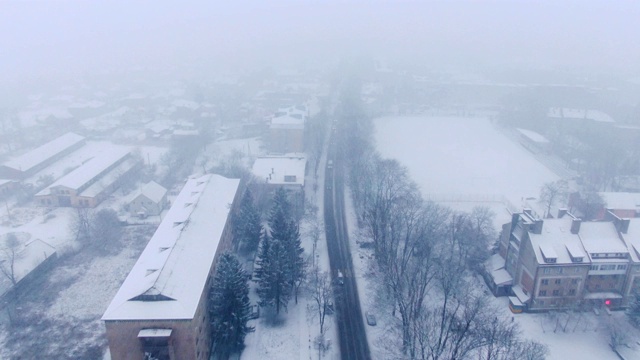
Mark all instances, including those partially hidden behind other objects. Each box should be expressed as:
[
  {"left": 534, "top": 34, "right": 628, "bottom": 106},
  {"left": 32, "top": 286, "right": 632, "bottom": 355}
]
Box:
[
  {"left": 335, "top": 270, "right": 344, "bottom": 285},
  {"left": 365, "top": 311, "right": 377, "bottom": 326},
  {"left": 326, "top": 300, "right": 334, "bottom": 315}
]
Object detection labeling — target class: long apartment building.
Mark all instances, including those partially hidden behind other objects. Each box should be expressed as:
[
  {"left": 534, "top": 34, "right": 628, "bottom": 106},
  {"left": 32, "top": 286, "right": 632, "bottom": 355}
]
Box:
[
  {"left": 102, "top": 174, "right": 241, "bottom": 360},
  {"left": 490, "top": 209, "right": 640, "bottom": 311}
]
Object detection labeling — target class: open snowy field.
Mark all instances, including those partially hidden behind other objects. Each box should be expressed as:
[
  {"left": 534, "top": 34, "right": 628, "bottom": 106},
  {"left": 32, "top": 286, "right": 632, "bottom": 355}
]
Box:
[{"left": 374, "top": 116, "right": 559, "bottom": 208}]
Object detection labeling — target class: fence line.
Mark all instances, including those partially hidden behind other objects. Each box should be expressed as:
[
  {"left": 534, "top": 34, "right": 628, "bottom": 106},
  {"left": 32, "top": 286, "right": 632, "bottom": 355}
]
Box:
[{"left": 422, "top": 193, "right": 519, "bottom": 214}]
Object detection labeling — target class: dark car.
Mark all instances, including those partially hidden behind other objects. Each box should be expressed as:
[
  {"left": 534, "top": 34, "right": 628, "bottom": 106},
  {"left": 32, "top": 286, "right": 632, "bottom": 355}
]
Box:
[{"left": 365, "top": 311, "right": 377, "bottom": 326}]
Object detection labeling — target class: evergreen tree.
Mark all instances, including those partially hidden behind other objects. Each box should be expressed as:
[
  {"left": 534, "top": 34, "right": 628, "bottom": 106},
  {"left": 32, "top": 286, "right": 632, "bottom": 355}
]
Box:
[
  {"left": 256, "top": 239, "right": 292, "bottom": 314},
  {"left": 627, "top": 290, "right": 640, "bottom": 328},
  {"left": 254, "top": 226, "right": 271, "bottom": 282},
  {"left": 270, "top": 187, "right": 291, "bottom": 224},
  {"left": 209, "top": 253, "right": 254, "bottom": 359},
  {"left": 233, "top": 189, "right": 262, "bottom": 254}
]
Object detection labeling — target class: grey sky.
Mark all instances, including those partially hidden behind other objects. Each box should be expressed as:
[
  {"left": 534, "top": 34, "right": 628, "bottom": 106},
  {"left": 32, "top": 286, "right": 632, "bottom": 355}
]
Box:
[{"left": 1, "top": 0, "right": 639, "bottom": 83}]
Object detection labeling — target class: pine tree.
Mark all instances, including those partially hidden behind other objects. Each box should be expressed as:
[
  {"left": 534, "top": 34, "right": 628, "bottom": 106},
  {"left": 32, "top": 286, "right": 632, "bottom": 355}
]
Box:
[
  {"left": 254, "top": 226, "right": 271, "bottom": 283},
  {"left": 270, "top": 187, "right": 291, "bottom": 224},
  {"left": 209, "top": 253, "right": 254, "bottom": 359},
  {"left": 233, "top": 189, "right": 262, "bottom": 254},
  {"left": 256, "top": 239, "right": 292, "bottom": 314},
  {"left": 627, "top": 290, "right": 640, "bottom": 328}
]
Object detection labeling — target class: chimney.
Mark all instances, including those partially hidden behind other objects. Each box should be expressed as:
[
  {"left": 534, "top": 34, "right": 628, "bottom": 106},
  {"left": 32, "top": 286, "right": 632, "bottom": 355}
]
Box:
[
  {"left": 531, "top": 219, "right": 544, "bottom": 234},
  {"left": 557, "top": 208, "right": 568, "bottom": 218},
  {"left": 571, "top": 218, "right": 581, "bottom": 234}
]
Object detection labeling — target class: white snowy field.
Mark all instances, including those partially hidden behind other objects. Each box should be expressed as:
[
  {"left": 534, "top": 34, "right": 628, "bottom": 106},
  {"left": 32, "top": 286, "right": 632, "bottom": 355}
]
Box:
[{"left": 374, "top": 116, "right": 559, "bottom": 208}]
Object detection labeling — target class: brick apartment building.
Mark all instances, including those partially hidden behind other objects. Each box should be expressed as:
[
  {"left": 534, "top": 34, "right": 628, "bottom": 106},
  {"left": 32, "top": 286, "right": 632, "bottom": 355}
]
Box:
[
  {"left": 490, "top": 209, "right": 640, "bottom": 312},
  {"left": 102, "top": 174, "right": 241, "bottom": 360}
]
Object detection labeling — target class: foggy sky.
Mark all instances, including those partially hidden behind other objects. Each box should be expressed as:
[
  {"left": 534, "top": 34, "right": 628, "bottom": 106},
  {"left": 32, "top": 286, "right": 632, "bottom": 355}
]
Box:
[{"left": 1, "top": 0, "right": 639, "bottom": 84}]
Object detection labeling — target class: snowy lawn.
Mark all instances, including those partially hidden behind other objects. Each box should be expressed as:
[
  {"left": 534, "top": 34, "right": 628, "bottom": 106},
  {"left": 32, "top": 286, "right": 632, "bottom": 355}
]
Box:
[
  {"left": 374, "top": 116, "right": 559, "bottom": 208},
  {"left": 0, "top": 224, "right": 155, "bottom": 359}
]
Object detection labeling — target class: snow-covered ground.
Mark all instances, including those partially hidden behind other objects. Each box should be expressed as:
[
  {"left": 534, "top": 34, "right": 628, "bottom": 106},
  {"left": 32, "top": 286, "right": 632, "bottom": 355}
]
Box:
[
  {"left": 374, "top": 116, "right": 559, "bottom": 208},
  {"left": 241, "top": 134, "right": 339, "bottom": 360},
  {"left": 368, "top": 115, "right": 640, "bottom": 359}
]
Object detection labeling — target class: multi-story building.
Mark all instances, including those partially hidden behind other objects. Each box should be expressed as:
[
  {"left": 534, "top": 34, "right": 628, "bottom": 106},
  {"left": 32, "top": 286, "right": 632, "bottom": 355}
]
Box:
[
  {"left": 102, "top": 174, "right": 241, "bottom": 360},
  {"left": 493, "top": 209, "right": 639, "bottom": 311}
]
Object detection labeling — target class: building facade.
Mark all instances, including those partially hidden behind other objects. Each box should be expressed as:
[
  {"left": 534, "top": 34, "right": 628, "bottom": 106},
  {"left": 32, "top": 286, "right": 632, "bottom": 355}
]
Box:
[
  {"left": 492, "top": 209, "right": 640, "bottom": 311},
  {"left": 102, "top": 174, "right": 242, "bottom": 360}
]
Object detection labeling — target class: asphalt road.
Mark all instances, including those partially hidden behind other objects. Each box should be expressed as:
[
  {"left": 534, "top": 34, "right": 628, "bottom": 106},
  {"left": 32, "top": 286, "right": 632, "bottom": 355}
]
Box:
[{"left": 324, "top": 137, "right": 371, "bottom": 360}]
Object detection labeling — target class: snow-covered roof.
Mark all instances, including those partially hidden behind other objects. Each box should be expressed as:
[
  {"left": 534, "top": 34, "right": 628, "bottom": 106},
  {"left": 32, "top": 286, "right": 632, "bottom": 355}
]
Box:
[
  {"left": 270, "top": 115, "right": 305, "bottom": 130},
  {"left": 134, "top": 181, "right": 167, "bottom": 204},
  {"left": 528, "top": 216, "right": 587, "bottom": 265},
  {"left": 548, "top": 108, "right": 615, "bottom": 123},
  {"left": 516, "top": 128, "right": 549, "bottom": 143},
  {"left": 252, "top": 155, "right": 306, "bottom": 186},
  {"left": 621, "top": 218, "right": 640, "bottom": 262},
  {"left": 78, "top": 157, "right": 139, "bottom": 198},
  {"left": 579, "top": 221, "right": 628, "bottom": 256},
  {"left": 37, "top": 148, "right": 130, "bottom": 194},
  {"left": 2, "top": 132, "right": 85, "bottom": 173},
  {"left": 102, "top": 174, "right": 240, "bottom": 321},
  {"left": 599, "top": 192, "right": 640, "bottom": 211}
]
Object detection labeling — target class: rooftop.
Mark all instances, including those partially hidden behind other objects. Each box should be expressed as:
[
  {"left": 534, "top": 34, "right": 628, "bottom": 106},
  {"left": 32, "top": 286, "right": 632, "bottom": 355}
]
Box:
[
  {"left": 102, "top": 174, "right": 240, "bottom": 321},
  {"left": 2, "top": 132, "right": 85, "bottom": 173},
  {"left": 516, "top": 128, "right": 549, "bottom": 143},
  {"left": 252, "top": 155, "right": 306, "bottom": 186},
  {"left": 135, "top": 181, "right": 167, "bottom": 204},
  {"left": 599, "top": 192, "right": 640, "bottom": 211},
  {"left": 579, "top": 221, "right": 628, "bottom": 256},
  {"left": 37, "top": 147, "right": 131, "bottom": 194},
  {"left": 528, "top": 215, "right": 587, "bottom": 265}
]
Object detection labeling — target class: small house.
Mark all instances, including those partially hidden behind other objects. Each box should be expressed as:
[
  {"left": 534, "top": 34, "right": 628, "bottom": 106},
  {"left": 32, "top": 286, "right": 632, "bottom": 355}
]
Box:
[{"left": 128, "top": 181, "right": 168, "bottom": 217}]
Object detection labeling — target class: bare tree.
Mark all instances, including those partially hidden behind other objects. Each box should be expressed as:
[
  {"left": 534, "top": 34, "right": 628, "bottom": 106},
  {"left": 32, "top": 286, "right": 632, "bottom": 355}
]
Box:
[
  {"left": 308, "top": 266, "right": 333, "bottom": 335},
  {"left": 539, "top": 180, "right": 569, "bottom": 218},
  {"left": 70, "top": 208, "right": 94, "bottom": 243},
  {"left": 0, "top": 233, "right": 21, "bottom": 286}
]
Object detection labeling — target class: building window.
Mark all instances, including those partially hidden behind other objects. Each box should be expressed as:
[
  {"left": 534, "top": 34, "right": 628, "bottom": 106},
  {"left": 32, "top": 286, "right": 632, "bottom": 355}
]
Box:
[
  {"left": 557, "top": 268, "right": 564, "bottom": 274},
  {"left": 555, "top": 279, "right": 561, "bottom": 285},
  {"left": 617, "top": 264, "right": 627, "bottom": 270},
  {"left": 574, "top": 267, "right": 581, "bottom": 273},
  {"left": 541, "top": 279, "right": 549, "bottom": 285},
  {"left": 539, "top": 300, "right": 545, "bottom": 306},
  {"left": 569, "top": 289, "right": 576, "bottom": 295},
  {"left": 590, "top": 265, "right": 599, "bottom": 271},
  {"left": 601, "top": 265, "right": 616, "bottom": 271},
  {"left": 571, "top": 279, "right": 579, "bottom": 285},
  {"left": 539, "top": 290, "right": 547, "bottom": 296},
  {"left": 552, "top": 289, "right": 560, "bottom": 296},
  {"left": 543, "top": 268, "right": 551, "bottom": 274}
]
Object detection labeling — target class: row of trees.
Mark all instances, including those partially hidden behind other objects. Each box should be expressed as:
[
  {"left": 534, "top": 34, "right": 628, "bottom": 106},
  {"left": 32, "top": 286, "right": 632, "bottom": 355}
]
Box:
[
  {"left": 337, "top": 83, "right": 548, "bottom": 359},
  {"left": 209, "top": 187, "right": 309, "bottom": 359}
]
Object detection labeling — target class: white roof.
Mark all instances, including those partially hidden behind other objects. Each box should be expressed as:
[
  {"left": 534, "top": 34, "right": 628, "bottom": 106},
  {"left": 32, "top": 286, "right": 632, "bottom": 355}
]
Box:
[
  {"left": 516, "top": 128, "right": 549, "bottom": 143},
  {"left": 528, "top": 216, "right": 587, "bottom": 265},
  {"left": 102, "top": 174, "right": 240, "bottom": 321},
  {"left": 599, "top": 192, "right": 640, "bottom": 211},
  {"left": 548, "top": 108, "right": 615, "bottom": 123},
  {"left": 270, "top": 115, "right": 305, "bottom": 130},
  {"left": 78, "top": 157, "right": 139, "bottom": 198},
  {"left": 37, "top": 148, "right": 130, "bottom": 194},
  {"left": 579, "top": 221, "right": 628, "bottom": 256},
  {"left": 252, "top": 155, "right": 306, "bottom": 186},
  {"left": 621, "top": 218, "right": 640, "bottom": 262},
  {"left": 136, "top": 181, "right": 167, "bottom": 204},
  {"left": 3, "top": 132, "right": 85, "bottom": 173}
]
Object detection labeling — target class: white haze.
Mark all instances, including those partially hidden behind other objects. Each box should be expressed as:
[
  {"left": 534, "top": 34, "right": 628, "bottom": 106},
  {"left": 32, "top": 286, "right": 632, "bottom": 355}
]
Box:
[{"left": 1, "top": 0, "right": 639, "bottom": 85}]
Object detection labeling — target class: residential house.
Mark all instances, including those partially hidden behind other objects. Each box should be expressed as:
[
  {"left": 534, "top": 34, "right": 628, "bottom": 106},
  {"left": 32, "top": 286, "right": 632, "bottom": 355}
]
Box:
[
  {"left": 128, "top": 181, "right": 168, "bottom": 217},
  {"left": 251, "top": 155, "right": 306, "bottom": 216},
  {"left": 102, "top": 174, "right": 241, "bottom": 360}
]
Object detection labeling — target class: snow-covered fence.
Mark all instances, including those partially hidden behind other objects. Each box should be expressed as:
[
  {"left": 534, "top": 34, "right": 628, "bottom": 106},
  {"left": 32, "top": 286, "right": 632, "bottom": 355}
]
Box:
[{"left": 423, "top": 193, "right": 518, "bottom": 213}]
